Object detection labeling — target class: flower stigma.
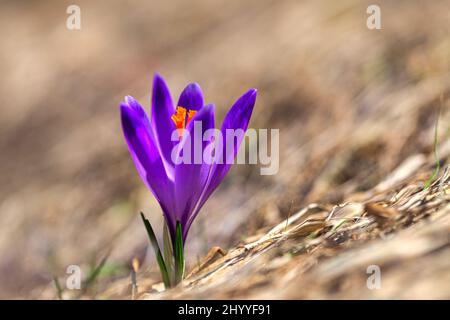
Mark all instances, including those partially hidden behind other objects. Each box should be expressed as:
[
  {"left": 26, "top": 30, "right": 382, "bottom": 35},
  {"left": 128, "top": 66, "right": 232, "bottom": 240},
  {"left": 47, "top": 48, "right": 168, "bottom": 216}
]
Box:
[{"left": 171, "top": 106, "right": 197, "bottom": 138}]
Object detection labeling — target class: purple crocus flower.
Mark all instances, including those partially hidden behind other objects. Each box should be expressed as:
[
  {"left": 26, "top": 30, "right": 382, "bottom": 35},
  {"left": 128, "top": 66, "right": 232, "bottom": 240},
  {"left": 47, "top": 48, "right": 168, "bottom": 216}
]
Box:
[{"left": 120, "top": 74, "right": 257, "bottom": 246}]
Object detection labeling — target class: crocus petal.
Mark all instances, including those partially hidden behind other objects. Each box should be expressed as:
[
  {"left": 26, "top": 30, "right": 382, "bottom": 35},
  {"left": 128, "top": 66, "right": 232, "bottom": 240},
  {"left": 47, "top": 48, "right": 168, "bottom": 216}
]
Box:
[
  {"left": 189, "top": 89, "right": 257, "bottom": 226},
  {"left": 120, "top": 96, "right": 176, "bottom": 235},
  {"left": 177, "top": 83, "right": 204, "bottom": 111},
  {"left": 173, "top": 104, "right": 215, "bottom": 241},
  {"left": 151, "top": 74, "right": 176, "bottom": 179}
]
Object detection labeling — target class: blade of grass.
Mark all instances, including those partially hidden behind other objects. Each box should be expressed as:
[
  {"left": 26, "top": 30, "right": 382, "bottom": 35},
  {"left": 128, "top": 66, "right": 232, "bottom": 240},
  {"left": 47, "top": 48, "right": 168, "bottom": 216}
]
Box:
[
  {"left": 80, "top": 251, "right": 110, "bottom": 297},
  {"left": 163, "top": 221, "right": 175, "bottom": 284},
  {"left": 331, "top": 218, "right": 347, "bottom": 232},
  {"left": 140, "top": 212, "right": 171, "bottom": 288},
  {"left": 174, "top": 221, "right": 185, "bottom": 285},
  {"left": 424, "top": 104, "right": 442, "bottom": 190},
  {"left": 53, "top": 276, "right": 64, "bottom": 300}
]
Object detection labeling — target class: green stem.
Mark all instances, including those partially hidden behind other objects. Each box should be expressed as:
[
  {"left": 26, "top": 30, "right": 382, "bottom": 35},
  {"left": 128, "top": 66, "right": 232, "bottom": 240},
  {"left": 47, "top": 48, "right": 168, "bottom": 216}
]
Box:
[
  {"left": 174, "top": 221, "right": 185, "bottom": 285},
  {"left": 140, "top": 212, "right": 171, "bottom": 289}
]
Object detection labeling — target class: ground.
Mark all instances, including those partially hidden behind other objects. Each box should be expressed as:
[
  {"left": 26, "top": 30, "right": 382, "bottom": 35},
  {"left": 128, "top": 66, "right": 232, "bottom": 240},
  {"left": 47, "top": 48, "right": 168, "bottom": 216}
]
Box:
[{"left": 0, "top": 0, "right": 448, "bottom": 299}]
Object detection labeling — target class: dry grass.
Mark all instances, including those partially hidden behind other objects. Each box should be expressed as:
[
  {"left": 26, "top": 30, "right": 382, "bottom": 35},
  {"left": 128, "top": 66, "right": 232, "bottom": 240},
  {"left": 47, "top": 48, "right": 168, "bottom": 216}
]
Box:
[
  {"left": 0, "top": 0, "right": 449, "bottom": 299},
  {"left": 91, "top": 152, "right": 450, "bottom": 299}
]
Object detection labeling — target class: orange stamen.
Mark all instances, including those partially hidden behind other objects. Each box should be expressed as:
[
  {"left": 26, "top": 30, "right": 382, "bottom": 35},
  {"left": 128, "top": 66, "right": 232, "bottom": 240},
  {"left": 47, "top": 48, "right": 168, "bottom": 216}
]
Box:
[
  {"left": 171, "top": 106, "right": 187, "bottom": 138},
  {"left": 187, "top": 110, "right": 197, "bottom": 124},
  {"left": 171, "top": 107, "right": 198, "bottom": 139}
]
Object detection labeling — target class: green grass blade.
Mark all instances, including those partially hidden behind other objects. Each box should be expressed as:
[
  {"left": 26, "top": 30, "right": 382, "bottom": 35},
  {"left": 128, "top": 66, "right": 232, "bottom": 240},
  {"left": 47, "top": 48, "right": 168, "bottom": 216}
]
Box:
[
  {"left": 140, "top": 212, "right": 171, "bottom": 288},
  {"left": 163, "top": 221, "right": 175, "bottom": 283},
  {"left": 84, "top": 252, "right": 109, "bottom": 288},
  {"left": 424, "top": 107, "right": 441, "bottom": 190},
  {"left": 174, "top": 221, "right": 185, "bottom": 285},
  {"left": 53, "top": 276, "right": 64, "bottom": 300},
  {"left": 75, "top": 251, "right": 110, "bottom": 298}
]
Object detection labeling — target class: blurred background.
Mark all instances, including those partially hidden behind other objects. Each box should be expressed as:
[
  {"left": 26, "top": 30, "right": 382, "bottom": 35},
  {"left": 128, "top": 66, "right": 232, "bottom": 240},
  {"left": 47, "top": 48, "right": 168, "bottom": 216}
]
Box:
[{"left": 0, "top": 0, "right": 448, "bottom": 298}]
